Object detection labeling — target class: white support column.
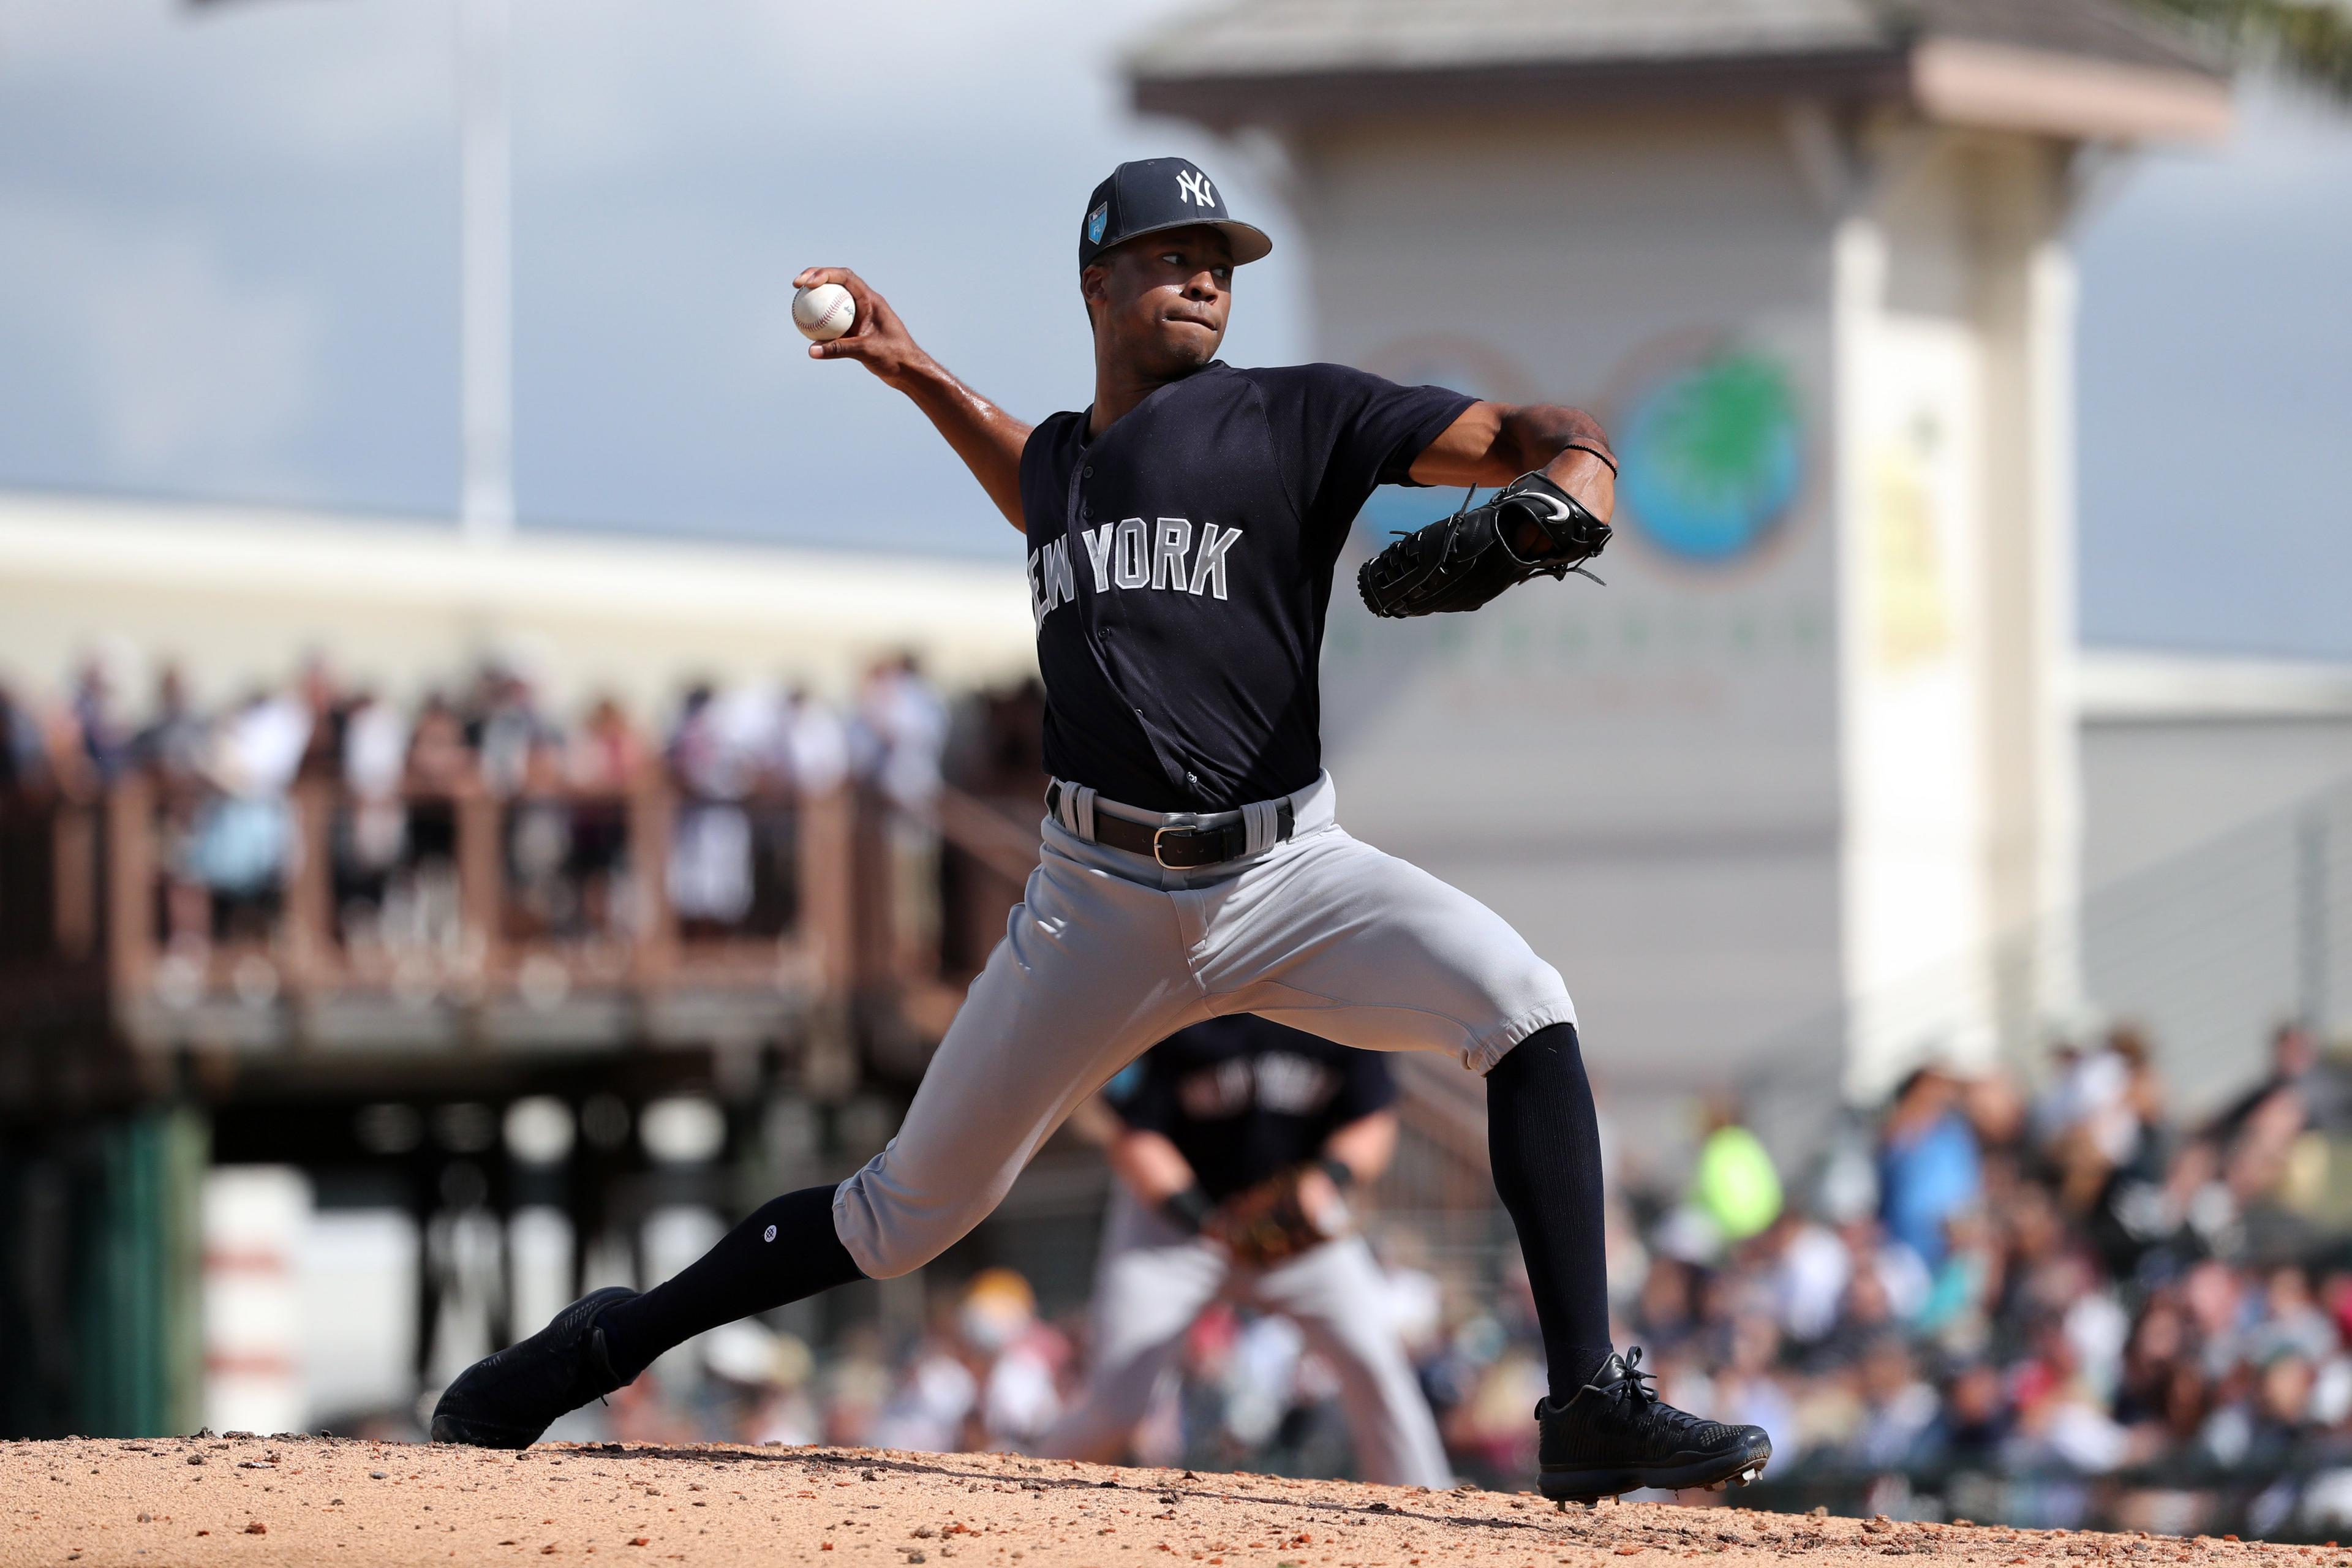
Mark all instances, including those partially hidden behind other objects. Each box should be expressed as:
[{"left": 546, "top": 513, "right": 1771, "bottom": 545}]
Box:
[
  {"left": 2025, "top": 169, "right": 2086, "bottom": 1026},
  {"left": 1977, "top": 138, "right": 2086, "bottom": 1054},
  {"left": 458, "top": 0, "right": 514, "bottom": 544},
  {"left": 1838, "top": 131, "right": 2088, "bottom": 1097},
  {"left": 1838, "top": 132, "right": 2003, "bottom": 1096},
  {"left": 1831, "top": 205, "right": 1917, "bottom": 1099}
]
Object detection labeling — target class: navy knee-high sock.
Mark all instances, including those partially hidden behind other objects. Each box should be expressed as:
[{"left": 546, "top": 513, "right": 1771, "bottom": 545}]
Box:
[
  {"left": 1485, "top": 1021, "right": 1616, "bottom": 1405},
  {"left": 594, "top": 1185, "right": 865, "bottom": 1384}
]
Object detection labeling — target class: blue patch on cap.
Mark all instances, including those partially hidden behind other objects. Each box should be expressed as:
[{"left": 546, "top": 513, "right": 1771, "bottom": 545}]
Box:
[{"left": 1087, "top": 203, "right": 1109, "bottom": 244}]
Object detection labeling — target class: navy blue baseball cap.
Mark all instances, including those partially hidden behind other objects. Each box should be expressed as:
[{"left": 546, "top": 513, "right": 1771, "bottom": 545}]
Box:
[{"left": 1079, "top": 157, "right": 1272, "bottom": 271}]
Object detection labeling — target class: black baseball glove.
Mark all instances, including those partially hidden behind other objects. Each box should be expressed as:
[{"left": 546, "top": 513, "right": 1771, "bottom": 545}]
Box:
[{"left": 1357, "top": 470, "right": 1611, "bottom": 619}]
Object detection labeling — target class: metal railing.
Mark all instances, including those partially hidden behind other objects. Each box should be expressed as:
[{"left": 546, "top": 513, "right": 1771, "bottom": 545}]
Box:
[{"left": 0, "top": 775, "right": 1046, "bottom": 1058}]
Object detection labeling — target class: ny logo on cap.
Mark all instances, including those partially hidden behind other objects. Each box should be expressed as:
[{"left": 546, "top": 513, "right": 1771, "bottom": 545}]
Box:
[{"left": 1176, "top": 169, "right": 1216, "bottom": 208}]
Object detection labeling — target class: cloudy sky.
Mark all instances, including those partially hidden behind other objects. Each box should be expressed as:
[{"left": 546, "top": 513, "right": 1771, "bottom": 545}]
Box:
[{"left": 0, "top": 0, "right": 2346, "bottom": 657}]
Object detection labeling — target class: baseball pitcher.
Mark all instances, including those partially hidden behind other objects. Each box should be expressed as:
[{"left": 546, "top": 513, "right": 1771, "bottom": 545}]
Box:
[
  {"left": 435, "top": 157, "right": 1771, "bottom": 1502},
  {"left": 1044, "top": 1014, "right": 1450, "bottom": 1487}
]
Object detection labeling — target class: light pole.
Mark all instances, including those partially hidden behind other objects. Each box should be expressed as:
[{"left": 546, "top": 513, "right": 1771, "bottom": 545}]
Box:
[
  {"left": 193, "top": 0, "right": 515, "bottom": 541},
  {"left": 456, "top": 0, "right": 514, "bottom": 544}
]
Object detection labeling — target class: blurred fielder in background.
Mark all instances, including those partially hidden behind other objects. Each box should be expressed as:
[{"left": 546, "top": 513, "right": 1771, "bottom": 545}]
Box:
[{"left": 1042, "top": 1014, "right": 1450, "bottom": 1487}]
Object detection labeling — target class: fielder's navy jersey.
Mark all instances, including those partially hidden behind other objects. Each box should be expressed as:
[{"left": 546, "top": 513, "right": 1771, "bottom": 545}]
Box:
[
  {"left": 1019, "top": 361, "right": 1474, "bottom": 812},
  {"left": 1105, "top": 1014, "right": 1397, "bottom": 1202}
]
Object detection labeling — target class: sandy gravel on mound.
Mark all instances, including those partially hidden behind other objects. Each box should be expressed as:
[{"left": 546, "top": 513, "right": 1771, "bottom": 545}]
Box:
[{"left": 0, "top": 1436, "right": 2337, "bottom": 1568}]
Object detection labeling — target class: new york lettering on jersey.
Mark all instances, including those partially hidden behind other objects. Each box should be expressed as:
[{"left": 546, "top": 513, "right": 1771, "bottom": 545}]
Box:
[
  {"left": 1015, "top": 361, "right": 1474, "bottom": 812},
  {"left": 1027, "top": 514, "right": 1243, "bottom": 624}
]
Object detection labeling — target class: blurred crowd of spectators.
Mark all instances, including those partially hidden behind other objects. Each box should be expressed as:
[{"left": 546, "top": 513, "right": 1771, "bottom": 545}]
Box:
[
  {"left": 1575, "top": 1020, "right": 2352, "bottom": 1536},
  {"left": 0, "top": 650, "right": 951, "bottom": 952},
  {"left": 1594, "top": 1022, "right": 2352, "bottom": 1534},
  {"left": 522, "top": 1020, "right": 2352, "bottom": 1539}
]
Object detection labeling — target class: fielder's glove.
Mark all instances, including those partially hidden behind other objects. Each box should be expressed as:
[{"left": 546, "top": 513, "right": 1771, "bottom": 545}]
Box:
[
  {"left": 1357, "top": 470, "right": 1610, "bottom": 619},
  {"left": 1210, "top": 1162, "right": 1354, "bottom": 1268}
]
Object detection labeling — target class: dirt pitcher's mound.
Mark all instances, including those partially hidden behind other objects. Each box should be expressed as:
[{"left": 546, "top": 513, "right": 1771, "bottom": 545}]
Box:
[{"left": 0, "top": 1436, "right": 2319, "bottom": 1568}]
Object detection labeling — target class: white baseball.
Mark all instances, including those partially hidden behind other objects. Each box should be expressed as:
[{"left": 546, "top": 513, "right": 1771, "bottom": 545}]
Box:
[{"left": 793, "top": 282, "right": 856, "bottom": 344}]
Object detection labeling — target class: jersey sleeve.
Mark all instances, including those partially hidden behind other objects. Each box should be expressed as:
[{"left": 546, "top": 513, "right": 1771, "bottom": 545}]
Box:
[
  {"left": 1104, "top": 1054, "right": 1177, "bottom": 1135},
  {"left": 1251, "top": 363, "right": 1479, "bottom": 552},
  {"left": 1327, "top": 1047, "right": 1400, "bottom": 1127},
  {"left": 1015, "top": 411, "right": 1086, "bottom": 538}
]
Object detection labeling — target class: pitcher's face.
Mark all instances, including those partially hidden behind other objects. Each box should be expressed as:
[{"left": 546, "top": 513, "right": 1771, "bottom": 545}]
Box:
[{"left": 1083, "top": 225, "right": 1234, "bottom": 380}]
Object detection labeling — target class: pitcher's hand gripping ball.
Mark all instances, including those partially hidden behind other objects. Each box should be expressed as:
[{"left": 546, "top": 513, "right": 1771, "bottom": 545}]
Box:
[
  {"left": 793, "top": 282, "right": 857, "bottom": 343},
  {"left": 1358, "top": 470, "right": 1610, "bottom": 618}
]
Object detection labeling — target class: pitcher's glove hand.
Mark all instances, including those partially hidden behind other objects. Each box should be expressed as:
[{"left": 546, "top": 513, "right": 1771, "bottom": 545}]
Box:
[
  {"left": 1357, "top": 470, "right": 1610, "bottom": 619},
  {"left": 1210, "top": 1163, "right": 1354, "bottom": 1268}
]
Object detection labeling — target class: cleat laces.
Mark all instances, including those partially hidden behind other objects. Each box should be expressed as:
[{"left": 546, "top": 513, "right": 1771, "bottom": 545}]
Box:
[
  {"left": 1584, "top": 1345, "right": 1658, "bottom": 1407},
  {"left": 1537, "top": 1346, "right": 1658, "bottom": 1424},
  {"left": 1543, "top": 1346, "right": 1736, "bottom": 1453}
]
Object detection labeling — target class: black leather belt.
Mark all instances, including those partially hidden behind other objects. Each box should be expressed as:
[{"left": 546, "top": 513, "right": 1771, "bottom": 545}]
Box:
[{"left": 1047, "top": 782, "right": 1295, "bottom": 870}]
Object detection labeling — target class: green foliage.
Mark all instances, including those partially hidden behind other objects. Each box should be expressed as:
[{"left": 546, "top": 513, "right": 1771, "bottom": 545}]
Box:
[{"left": 2132, "top": 0, "right": 2352, "bottom": 96}]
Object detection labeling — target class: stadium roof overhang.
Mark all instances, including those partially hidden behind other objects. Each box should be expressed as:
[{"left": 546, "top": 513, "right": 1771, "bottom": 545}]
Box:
[{"left": 1128, "top": 0, "right": 2233, "bottom": 144}]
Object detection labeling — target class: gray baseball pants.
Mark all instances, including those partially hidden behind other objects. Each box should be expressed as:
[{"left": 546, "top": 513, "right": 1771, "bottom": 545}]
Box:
[
  {"left": 832, "top": 771, "right": 1575, "bottom": 1279},
  {"left": 1040, "top": 1187, "right": 1453, "bottom": 1488}
]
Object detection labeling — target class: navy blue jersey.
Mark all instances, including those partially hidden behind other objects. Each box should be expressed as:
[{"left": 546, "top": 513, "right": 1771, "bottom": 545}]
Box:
[
  {"left": 1019, "top": 362, "right": 1474, "bottom": 812},
  {"left": 1104, "top": 1015, "right": 1398, "bottom": 1202}
]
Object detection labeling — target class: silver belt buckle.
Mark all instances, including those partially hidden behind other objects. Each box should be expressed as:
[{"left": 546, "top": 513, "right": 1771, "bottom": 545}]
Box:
[{"left": 1152, "top": 812, "right": 1201, "bottom": 869}]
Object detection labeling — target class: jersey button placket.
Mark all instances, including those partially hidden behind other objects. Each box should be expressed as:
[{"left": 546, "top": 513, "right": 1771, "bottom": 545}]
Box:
[
  {"left": 1082, "top": 490, "right": 1096, "bottom": 622},
  {"left": 1087, "top": 492, "right": 1110, "bottom": 643}
]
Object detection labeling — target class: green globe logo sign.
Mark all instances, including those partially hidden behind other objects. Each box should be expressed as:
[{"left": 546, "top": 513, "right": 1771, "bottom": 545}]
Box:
[{"left": 1618, "top": 349, "right": 1804, "bottom": 565}]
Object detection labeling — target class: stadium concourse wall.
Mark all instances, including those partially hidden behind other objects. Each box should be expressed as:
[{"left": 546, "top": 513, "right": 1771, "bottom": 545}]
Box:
[
  {"left": 0, "top": 489, "right": 1040, "bottom": 717},
  {"left": 1839, "top": 651, "right": 2352, "bottom": 1107}
]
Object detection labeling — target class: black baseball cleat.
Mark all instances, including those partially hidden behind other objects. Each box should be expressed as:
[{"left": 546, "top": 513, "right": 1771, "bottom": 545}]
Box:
[
  {"left": 1536, "top": 1348, "right": 1772, "bottom": 1502},
  {"left": 429, "top": 1286, "right": 638, "bottom": 1448}
]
